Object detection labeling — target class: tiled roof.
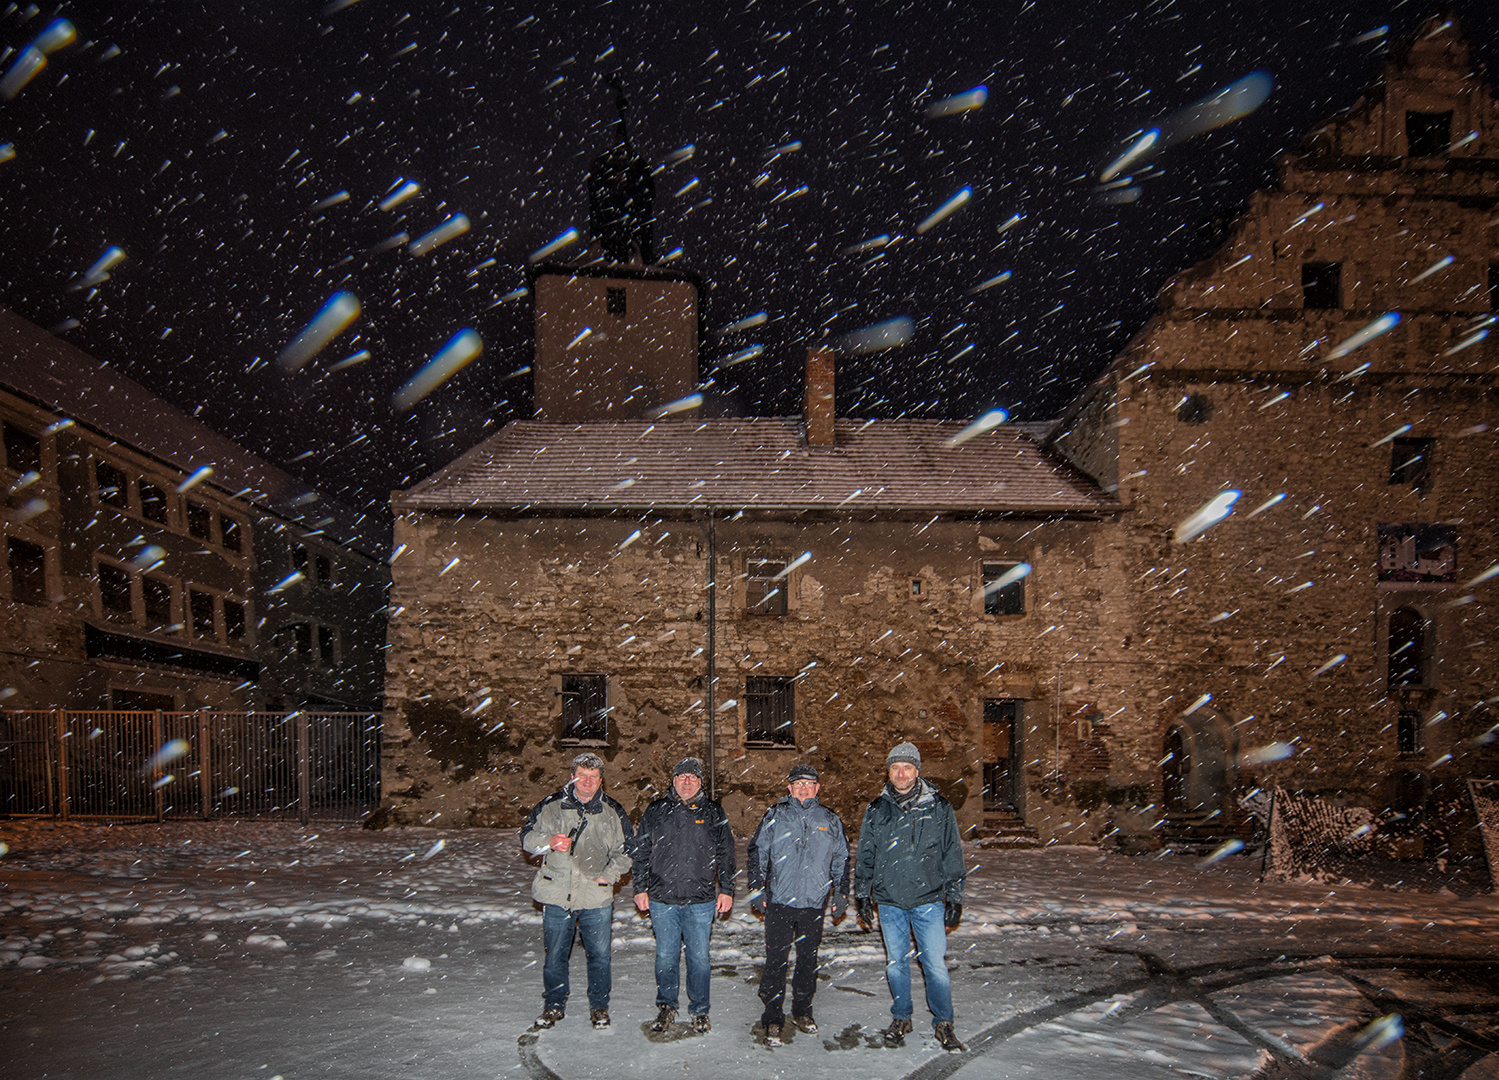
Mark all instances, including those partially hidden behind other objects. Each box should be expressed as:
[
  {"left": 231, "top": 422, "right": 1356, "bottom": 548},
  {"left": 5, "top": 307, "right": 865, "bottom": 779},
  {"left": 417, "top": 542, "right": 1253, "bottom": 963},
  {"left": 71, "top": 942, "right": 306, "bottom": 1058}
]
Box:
[{"left": 396, "top": 418, "right": 1118, "bottom": 515}]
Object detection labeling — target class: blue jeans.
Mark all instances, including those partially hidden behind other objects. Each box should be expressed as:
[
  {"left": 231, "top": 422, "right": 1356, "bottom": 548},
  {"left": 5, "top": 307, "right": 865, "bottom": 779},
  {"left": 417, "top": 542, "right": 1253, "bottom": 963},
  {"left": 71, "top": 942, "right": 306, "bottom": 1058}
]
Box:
[
  {"left": 877, "top": 901, "right": 953, "bottom": 1028},
  {"left": 649, "top": 900, "right": 715, "bottom": 1016},
  {"left": 542, "top": 902, "right": 613, "bottom": 1011}
]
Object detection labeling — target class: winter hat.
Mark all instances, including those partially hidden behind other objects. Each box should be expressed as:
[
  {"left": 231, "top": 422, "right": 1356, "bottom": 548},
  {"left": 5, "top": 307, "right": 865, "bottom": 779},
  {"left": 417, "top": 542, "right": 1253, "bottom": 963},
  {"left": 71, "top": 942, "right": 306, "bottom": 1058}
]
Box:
[
  {"left": 886, "top": 741, "right": 922, "bottom": 769},
  {"left": 673, "top": 756, "right": 704, "bottom": 779},
  {"left": 786, "top": 764, "right": 819, "bottom": 783}
]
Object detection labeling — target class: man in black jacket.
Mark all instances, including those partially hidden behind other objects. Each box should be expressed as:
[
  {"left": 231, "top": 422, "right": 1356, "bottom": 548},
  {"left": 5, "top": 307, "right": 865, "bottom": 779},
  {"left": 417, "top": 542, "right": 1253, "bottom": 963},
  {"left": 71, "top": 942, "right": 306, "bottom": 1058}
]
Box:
[
  {"left": 854, "top": 741, "right": 966, "bottom": 1052},
  {"left": 630, "top": 756, "right": 735, "bottom": 1034}
]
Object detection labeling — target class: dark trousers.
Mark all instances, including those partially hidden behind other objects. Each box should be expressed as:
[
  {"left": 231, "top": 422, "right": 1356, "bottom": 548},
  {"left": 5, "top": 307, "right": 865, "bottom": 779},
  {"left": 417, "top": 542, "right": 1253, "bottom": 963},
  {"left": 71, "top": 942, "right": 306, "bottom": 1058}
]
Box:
[{"left": 758, "top": 902, "right": 825, "bottom": 1025}]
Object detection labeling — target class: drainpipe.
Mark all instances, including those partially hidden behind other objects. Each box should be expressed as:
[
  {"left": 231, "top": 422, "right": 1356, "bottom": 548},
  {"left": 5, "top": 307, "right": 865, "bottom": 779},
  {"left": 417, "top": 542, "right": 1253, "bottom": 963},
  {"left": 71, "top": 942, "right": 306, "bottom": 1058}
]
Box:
[{"left": 705, "top": 509, "right": 717, "bottom": 802}]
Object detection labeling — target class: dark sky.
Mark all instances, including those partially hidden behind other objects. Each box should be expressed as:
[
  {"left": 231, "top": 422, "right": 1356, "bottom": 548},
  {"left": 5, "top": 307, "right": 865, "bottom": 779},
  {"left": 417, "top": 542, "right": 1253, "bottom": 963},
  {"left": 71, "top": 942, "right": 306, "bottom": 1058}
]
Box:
[{"left": 1, "top": 1, "right": 1495, "bottom": 519}]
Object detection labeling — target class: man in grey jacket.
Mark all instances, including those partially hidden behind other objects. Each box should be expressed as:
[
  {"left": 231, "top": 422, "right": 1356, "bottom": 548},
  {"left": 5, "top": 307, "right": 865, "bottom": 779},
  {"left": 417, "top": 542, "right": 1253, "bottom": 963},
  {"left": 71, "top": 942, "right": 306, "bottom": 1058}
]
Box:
[
  {"left": 855, "top": 741, "right": 966, "bottom": 1052},
  {"left": 520, "top": 752, "right": 634, "bottom": 1030},
  {"left": 747, "top": 763, "right": 849, "bottom": 1045}
]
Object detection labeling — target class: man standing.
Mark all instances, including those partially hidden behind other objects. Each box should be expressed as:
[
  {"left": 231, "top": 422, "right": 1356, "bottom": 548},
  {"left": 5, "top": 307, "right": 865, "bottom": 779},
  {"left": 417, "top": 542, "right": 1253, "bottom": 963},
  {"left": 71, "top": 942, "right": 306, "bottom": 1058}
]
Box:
[
  {"left": 747, "top": 763, "right": 849, "bottom": 1045},
  {"left": 854, "top": 741, "right": 966, "bottom": 1052},
  {"left": 630, "top": 756, "right": 735, "bottom": 1034},
  {"left": 520, "top": 752, "right": 634, "bottom": 1030}
]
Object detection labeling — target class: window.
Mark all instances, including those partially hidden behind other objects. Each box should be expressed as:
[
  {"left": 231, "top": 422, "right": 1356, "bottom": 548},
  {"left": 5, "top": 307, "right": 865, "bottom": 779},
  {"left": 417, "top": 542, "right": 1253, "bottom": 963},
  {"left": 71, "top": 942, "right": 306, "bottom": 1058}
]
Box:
[
  {"left": 315, "top": 553, "right": 332, "bottom": 586},
  {"left": 1177, "top": 394, "right": 1212, "bottom": 424},
  {"left": 139, "top": 481, "right": 169, "bottom": 524},
  {"left": 1302, "top": 262, "right": 1342, "bottom": 309},
  {"left": 1389, "top": 437, "right": 1433, "bottom": 491},
  {"left": 280, "top": 621, "right": 313, "bottom": 657},
  {"left": 96, "top": 460, "right": 129, "bottom": 508},
  {"left": 318, "top": 625, "right": 336, "bottom": 664},
  {"left": 142, "top": 575, "right": 173, "bottom": 627},
  {"left": 746, "top": 558, "right": 788, "bottom": 615},
  {"left": 221, "top": 517, "right": 243, "bottom": 554},
  {"left": 911, "top": 579, "right": 922, "bottom": 596},
  {"left": 224, "top": 599, "right": 247, "bottom": 641},
  {"left": 293, "top": 546, "right": 309, "bottom": 574},
  {"left": 1396, "top": 709, "right": 1422, "bottom": 756},
  {"left": 3, "top": 421, "right": 40, "bottom": 475},
  {"left": 190, "top": 589, "right": 216, "bottom": 638},
  {"left": 187, "top": 501, "right": 213, "bottom": 541},
  {"left": 982, "top": 562, "right": 1027, "bottom": 615},
  {"left": 746, "top": 676, "right": 795, "bottom": 746},
  {"left": 1405, "top": 110, "right": 1452, "bottom": 157},
  {"left": 560, "top": 674, "right": 608, "bottom": 743},
  {"left": 1378, "top": 523, "right": 1457, "bottom": 584},
  {"left": 606, "top": 287, "right": 627, "bottom": 316},
  {"left": 7, "top": 536, "right": 46, "bottom": 604},
  {"left": 1490, "top": 263, "right": 1499, "bottom": 311},
  {"left": 1388, "top": 607, "right": 1428, "bottom": 686},
  {"left": 99, "top": 562, "right": 132, "bottom": 613}
]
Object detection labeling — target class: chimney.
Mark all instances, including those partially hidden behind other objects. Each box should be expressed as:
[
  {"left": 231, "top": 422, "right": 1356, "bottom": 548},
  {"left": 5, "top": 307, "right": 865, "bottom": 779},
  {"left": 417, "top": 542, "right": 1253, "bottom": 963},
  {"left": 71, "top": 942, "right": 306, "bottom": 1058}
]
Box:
[{"left": 804, "top": 346, "right": 836, "bottom": 448}]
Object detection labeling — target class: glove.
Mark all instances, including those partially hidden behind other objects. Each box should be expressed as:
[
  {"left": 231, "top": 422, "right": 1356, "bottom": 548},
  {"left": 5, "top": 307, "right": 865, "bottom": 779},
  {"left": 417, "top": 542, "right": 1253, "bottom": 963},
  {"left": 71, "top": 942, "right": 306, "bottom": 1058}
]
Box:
[
  {"left": 944, "top": 900, "right": 962, "bottom": 927},
  {"left": 831, "top": 894, "right": 847, "bottom": 920},
  {"left": 750, "top": 893, "right": 766, "bottom": 916},
  {"left": 856, "top": 896, "right": 875, "bottom": 926}
]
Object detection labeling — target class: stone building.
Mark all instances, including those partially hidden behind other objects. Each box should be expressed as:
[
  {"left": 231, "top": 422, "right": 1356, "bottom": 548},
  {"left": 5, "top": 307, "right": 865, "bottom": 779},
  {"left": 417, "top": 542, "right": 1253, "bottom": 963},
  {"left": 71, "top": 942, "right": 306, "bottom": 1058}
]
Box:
[
  {"left": 0, "top": 308, "right": 388, "bottom": 713},
  {"left": 381, "top": 16, "right": 1499, "bottom": 846}
]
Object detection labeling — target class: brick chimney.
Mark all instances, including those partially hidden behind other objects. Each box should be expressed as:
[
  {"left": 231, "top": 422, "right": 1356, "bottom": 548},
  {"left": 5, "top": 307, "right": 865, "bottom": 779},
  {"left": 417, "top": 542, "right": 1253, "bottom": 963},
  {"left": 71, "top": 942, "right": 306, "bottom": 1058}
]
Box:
[{"left": 804, "top": 346, "right": 836, "bottom": 448}]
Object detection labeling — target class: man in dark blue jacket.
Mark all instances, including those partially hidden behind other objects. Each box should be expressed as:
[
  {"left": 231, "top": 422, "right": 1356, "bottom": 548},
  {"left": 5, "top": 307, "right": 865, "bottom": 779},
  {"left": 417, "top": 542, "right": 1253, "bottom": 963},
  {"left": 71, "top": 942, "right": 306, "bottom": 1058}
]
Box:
[
  {"left": 747, "top": 763, "right": 850, "bottom": 1044},
  {"left": 630, "top": 756, "right": 735, "bottom": 1034},
  {"left": 854, "top": 741, "right": 966, "bottom": 1052}
]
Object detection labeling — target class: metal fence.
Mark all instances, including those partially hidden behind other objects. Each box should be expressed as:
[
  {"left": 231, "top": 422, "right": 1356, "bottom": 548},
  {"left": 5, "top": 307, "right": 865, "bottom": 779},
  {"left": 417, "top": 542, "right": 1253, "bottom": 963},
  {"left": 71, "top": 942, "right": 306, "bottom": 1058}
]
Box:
[{"left": 0, "top": 710, "right": 380, "bottom": 822}]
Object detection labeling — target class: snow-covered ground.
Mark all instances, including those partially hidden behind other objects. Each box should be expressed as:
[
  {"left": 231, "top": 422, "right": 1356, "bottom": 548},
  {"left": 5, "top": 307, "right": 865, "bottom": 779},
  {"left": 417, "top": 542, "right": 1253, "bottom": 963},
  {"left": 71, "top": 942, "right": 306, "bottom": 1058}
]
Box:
[{"left": 2, "top": 819, "right": 1496, "bottom": 1079}]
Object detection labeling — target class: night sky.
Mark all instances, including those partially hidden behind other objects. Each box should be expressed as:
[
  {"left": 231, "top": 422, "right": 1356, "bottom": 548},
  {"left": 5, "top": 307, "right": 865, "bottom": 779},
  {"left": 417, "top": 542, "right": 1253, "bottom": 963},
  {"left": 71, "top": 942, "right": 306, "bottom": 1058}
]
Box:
[{"left": 1, "top": 1, "right": 1495, "bottom": 519}]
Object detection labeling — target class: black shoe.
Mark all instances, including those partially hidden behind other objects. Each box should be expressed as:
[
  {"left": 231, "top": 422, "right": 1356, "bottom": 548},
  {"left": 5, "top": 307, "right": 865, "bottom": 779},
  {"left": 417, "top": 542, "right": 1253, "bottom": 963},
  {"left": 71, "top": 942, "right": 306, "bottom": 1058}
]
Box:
[
  {"left": 882, "top": 1017, "right": 913, "bottom": 1046},
  {"left": 590, "top": 1008, "right": 610, "bottom": 1029},
  {"left": 649, "top": 1005, "right": 676, "bottom": 1032},
  {"left": 536, "top": 1007, "right": 564, "bottom": 1028},
  {"left": 934, "top": 1021, "right": 965, "bottom": 1052},
  {"left": 692, "top": 1014, "right": 711, "bottom": 1034},
  {"left": 791, "top": 1014, "right": 818, "bottom": 1034},
  {"left": 763, "top": 1022, "right": 782, "bottom": 1045}
]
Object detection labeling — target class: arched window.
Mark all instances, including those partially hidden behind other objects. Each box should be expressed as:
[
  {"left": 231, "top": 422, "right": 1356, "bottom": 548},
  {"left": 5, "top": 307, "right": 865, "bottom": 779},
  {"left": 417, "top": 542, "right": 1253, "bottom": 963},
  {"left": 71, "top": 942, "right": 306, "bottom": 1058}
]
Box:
[{"left": 1388, "top": 607, "right": 1428, "bottom": 686}]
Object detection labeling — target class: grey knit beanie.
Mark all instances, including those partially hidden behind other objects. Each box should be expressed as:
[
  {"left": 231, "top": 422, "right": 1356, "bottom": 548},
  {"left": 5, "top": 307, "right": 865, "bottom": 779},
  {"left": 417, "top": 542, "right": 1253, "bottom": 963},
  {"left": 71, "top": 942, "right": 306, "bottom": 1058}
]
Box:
[
  {"left": 885, "top": 741, "right": 921, "bottom": 769},
  {"left": 673, "top": 756, "right": 704, "bottom": 779}
]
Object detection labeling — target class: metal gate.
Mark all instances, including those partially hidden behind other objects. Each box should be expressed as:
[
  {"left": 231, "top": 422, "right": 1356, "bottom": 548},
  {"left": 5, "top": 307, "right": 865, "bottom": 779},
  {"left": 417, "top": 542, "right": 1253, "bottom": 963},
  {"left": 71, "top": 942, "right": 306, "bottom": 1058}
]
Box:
[{"left": 0, "top": 710, "right": 380, "bottom": 822}]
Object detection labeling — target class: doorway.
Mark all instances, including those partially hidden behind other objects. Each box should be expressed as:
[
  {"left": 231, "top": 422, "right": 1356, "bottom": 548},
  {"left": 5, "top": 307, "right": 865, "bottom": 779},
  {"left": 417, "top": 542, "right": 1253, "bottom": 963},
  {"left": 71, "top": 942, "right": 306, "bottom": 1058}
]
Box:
[{"left": 983, "top": 699, "right": 1021, "bottom": 812}]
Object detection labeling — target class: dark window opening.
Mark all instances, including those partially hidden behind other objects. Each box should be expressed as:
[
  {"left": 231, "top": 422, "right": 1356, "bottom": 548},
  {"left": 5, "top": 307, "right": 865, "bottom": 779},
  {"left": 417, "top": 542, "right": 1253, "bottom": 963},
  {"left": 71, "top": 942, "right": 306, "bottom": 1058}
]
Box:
[
  {"left": 1388, "top": 607, "right": 1428, "bottom": 687},
  {"left": 142, "top": 576, "right": 172, "bottom": 626},
  {"left": 96, "top": 460, "right": 129, "bottom": 508},
  {"left": 7, "top": 536, "right": 46, "bottom": 604},
  {"left": 1389, "top": 437, "right": 1433, "bottom": 490},
  {"left": 1397, "top": 709, "right": 1422, "bottom": 756},
  {"left": 221, "top": 517, "right": 243, "bottom": 554},
  {"left": 318, "top": 625, "right": 336, "bottom": 664},
  {"left": 315, "top": 554, "right": 332, "bottom": 585},
  {"left": 561, "top": 674, "right": 608, "bottom": 743},
  {"left": 606, "top": 287, "right": 627, "bottom": 316},
  {"left": 187, "top": 501, "right": 213, "bottom": 541},
  {"left": 1405, "top": 110, "right": 1453, "bottom": 157},
  {"left": 280, "top": 621, "right": 313, "bottom": 657},
  {"left": 1177, "top": 394, "right": 1213, "bottom": 424},
  {"left": 746, "top": 676, "right": 795, "bottom": 746},
  {"left": 293, "top": 546, "right": 309, "bottom": 574},
  {"left": 139, "top": 481, "right": 169, "bottom": 524},
  {"left": 983, "top": 562, "right": 1026, "bottom": 615},
  {"left": 1302, "top": 261, "right": 1342, "bottom": 309},
  {"left": 746, "top": 558, "right": 789, "bottom": 615},
  {"left": 1489, "top": 263, "right": 1499, "bottom": 311},
  {"left": 224, "top": 599, "right": 247, "bottom": 641},
  {"left": 190, "top": 589, "right": 216, "bottom": 639},
  {"left": 3, "top": 421, "right": 41, "bottom": 475},
  {"left": 99, "top": 563, "right": 132, "bottom": 613}
]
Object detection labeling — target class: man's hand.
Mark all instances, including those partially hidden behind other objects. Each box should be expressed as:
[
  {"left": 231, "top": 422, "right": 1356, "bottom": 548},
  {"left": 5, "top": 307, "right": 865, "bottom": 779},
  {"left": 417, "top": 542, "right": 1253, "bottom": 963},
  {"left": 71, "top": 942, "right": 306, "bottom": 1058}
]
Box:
[
  {"left": 855, "top": 896, "right": 874, "bottom": 927},
  {"left": 943, "top": 900, "right": 962, "bottom": 928},
  {"left": 830, "top": 894, "right": 847, "bottom": 920},
  {"left": 548, "top": 833, "right": 572, "bottom": 853},
  {"left": 750, "top": 892, "right": 766, "bottom": 916},
  {"left": 715, "top": 892, "right": 733, "bottom": 915},
  {"left": 634, "top": 892, "right": 650, "bottom": 913}
]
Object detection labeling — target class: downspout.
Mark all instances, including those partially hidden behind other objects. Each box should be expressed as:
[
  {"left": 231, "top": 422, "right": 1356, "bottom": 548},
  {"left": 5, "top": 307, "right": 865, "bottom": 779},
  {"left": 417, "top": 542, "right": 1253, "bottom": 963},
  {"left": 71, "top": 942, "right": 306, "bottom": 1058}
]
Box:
[{"left": 705, "top": 508, "right": 717, "bottom": 802}]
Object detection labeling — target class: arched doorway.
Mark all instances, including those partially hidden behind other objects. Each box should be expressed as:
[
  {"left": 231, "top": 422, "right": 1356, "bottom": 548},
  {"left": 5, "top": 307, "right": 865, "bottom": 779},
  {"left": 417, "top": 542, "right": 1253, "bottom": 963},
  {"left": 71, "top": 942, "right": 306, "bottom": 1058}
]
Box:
[{"left": 1161, "top": 715, "right": 1234, "bottom": 816}]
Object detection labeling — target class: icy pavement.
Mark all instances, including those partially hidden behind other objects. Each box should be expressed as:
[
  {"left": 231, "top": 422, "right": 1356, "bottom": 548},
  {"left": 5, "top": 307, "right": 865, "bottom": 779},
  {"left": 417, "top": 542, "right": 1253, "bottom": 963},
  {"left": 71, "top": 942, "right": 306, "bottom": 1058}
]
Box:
[{"left": 1, "top": 820, "right": 1497, "bottom": 1079}]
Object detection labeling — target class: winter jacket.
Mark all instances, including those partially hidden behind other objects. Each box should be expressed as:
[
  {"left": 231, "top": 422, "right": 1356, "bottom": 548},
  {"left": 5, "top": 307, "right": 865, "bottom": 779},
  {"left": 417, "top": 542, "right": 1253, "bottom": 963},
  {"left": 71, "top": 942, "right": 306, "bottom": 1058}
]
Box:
[
  {"left": 629, "top": 788, "right": 736, "bottom": 906},
  {"left": 854, "top": 778, "right": 965, "bottom": 909},
  {"left": 748, "top": 795, "right": 850, "bottom": 909},
  {"left": 521, "top": 781, "right": 634, "bottom": 910}
]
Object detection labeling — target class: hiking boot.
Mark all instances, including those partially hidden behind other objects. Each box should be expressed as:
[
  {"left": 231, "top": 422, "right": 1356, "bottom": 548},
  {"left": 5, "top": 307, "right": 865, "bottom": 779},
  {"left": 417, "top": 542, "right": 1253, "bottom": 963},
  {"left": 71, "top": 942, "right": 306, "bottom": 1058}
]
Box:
[
  {"left": 536, "top": 1007, "right": 564, "bottom": 1028},
  {"left": 882, "top": 1017, "right": 913, "bottom": 1046},
  {"left": 692, "top": 1014, "right": 711, "bottom": 1034},
  {"left": 791, "top": 1014, "right": 818, "bottom": 1034},
  {"left": 763, "top": 1022, "right": 782, "bottom": 1045},
  {"left": 648, "top": 1005, "right": 676, "bottom": 1032},
  {"left": 934, "top": 1021, "right": 965, "bottom": 1052},
  {"left": 590, "top": 1008, "right": 610, "bottom": 1029}
]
